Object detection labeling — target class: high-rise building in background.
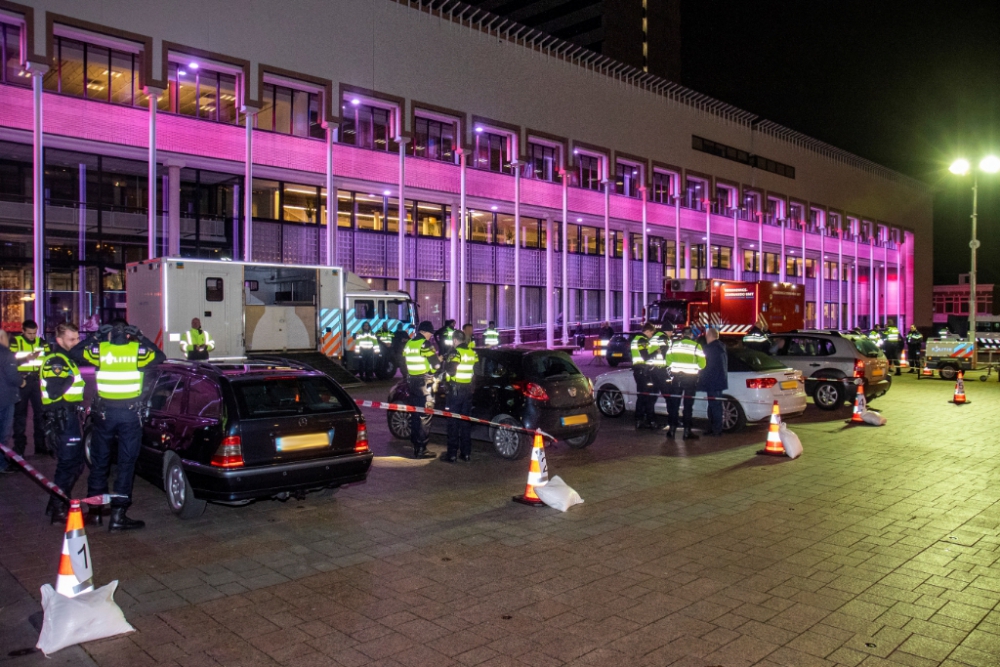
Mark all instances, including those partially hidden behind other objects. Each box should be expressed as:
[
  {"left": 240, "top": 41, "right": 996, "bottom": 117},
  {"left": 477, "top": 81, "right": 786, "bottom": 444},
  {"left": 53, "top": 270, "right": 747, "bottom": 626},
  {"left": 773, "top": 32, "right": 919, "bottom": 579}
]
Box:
[{"left": 465, "top": 0, "right": 682, "bottom": 81}]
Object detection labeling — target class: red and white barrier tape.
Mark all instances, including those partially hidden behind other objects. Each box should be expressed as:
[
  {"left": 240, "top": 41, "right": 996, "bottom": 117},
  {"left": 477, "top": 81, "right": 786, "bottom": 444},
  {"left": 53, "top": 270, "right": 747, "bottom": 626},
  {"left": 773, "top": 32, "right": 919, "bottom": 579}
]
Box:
[
  {"left": 0, "top": 443, "right": 123, "bottom": 506},
  {"left": 354, "top": 399, "right": 555, "bottom": 441}
]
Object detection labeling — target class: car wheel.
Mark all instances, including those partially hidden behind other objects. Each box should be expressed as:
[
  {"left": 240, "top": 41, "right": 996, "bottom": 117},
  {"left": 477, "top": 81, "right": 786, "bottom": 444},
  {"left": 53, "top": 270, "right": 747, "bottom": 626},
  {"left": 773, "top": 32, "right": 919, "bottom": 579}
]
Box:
[
  {"left": 491, "top": 414, "right": 529, "bottom": 460},
  {"left": 387, "top": 409, "right": 432, "bottom": 440},
  {"left": 164, "top": 456, "right": 207, "bottom": 520},
  {"left": 564, "top": 429, "right": 598, "bottom": 449},
  {"left": 596, "top": 385, "right": 626, "bottom": 418},
  {"left": 812, "top": 380, "right": 844, "bottom": 411},
  {"left": 607, "top": 357, "right": 621, "bottom": 367},
  {"left": 720, "top": 397, "right": 746, "bottom": 433},
  {"left": 938, "top": 364, "right": 958, "bottom": 381}
]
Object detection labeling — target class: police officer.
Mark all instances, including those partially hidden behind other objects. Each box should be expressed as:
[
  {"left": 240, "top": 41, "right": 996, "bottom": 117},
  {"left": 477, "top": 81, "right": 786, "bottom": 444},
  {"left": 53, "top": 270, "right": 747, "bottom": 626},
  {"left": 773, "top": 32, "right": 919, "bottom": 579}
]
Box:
[
  {"left": 462, "top": 323, "right": 476, "bottom": 350},
  {"left": 884, "top": 323, "right": 901, "bottom": 375},
  {"left": 376, "top": 326, "right": 394, "bottom": 347},
  {"left": 403, "top": 321, "right": 440, "bottom": 459},
  {"left": 391, "top": 326, "right": 411, "bottom": 377},
  {"left": 436, "top": 319, "right": 457, "bottom": 353},
  {"left": 11, "top": 319, "right": 50, "bottom": 458},
  {"left": 742, "top": 325, "right": 770, "bottom": 353},
  {"left": 906, "top": 325, "right": 924, "bottom": 373},
  {"left": 71, "top": 319, "right": 164, "bottom": 530},
  {"left": 40, "top": 323, "right": 85, "bottom": 523},
  {"left": 483, "top": 321, "right": 500, "bottom": 348},
  {"left": 441, "top": 331, "right": 478, "bottom": 463},
  {"left": 649, "top": 324, "right": 673, "bottom": 426},
  {"left": 631, "top": 323, "right": 658, "bottom": 430},
  {"left": 868, "top": 325, "right": 885, "bottom": 349},
  {"left": 179, "top": 317, "right": 214, "bottom": 361},
  {"left": 664, "top": 326, "right": 706, "bottom": 440},
  {"left": 355, "top": 322, "right": 379, "bottom": 381}
]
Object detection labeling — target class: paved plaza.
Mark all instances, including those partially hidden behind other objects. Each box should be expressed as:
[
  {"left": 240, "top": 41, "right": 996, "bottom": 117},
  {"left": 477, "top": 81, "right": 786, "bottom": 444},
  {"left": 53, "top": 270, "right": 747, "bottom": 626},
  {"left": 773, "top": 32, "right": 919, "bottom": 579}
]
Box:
[{"left": 1, "top": 372, "right": 999, "bottom": 667}]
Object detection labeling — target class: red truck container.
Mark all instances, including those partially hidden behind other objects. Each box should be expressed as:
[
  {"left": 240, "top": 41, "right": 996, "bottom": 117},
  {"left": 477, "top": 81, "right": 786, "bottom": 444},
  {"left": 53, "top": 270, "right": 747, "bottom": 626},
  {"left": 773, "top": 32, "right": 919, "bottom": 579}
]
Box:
[{"left": 648, "top": 279, "right": 805, "bottom": 334}]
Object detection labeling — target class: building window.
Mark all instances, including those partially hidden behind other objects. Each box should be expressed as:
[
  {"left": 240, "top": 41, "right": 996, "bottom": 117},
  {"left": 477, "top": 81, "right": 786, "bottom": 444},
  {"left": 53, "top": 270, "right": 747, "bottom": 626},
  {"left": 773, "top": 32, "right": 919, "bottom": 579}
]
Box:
[
  {"left": 416, "top": 202, "right": 447, "bottom": 237},
  {"left": 651, "top": 171, "right": 675, "bottom": 204},
  {"left": 341, "top": 101, "right": 397, "bottom": 152},
  {"left": 581, "top": 226, "right": 601, "bottom": 255},
  {"left": 575, "top": 154, "right": 602, "bottom": 191},
  {"left": 411, "top": 116, "right": 456, "bottom": 163},
  {"left": 683, "top": 179, "right": 706, "bottom": 211},
  {"left": 743, "top": 250, "right": 759, "bottom": 273},
  {"left": 691, "top": 135, "right": 795, "bottom": 179},
  {"left": 521, "top": 218, "right": 541, "bottom": 249},
  {"left": 823, "top": 261, "right": 839, "bottom": 280},
  {"left": 764, "top": 252, "right": 780, "bottom": 274},
  {"left": 715, "top": 186, "right": 735, "bottom": 214},
  {"left": 165, "top": 62, "right": 238, "bottom": 123},
  {"left": 786, "top": 256, "right": 802, "bottom": 277},
  {"left": 473, "top": 131, "right": 512, "bottom": 174},
  {"left": 43, "top": 36, "right": 146, "bottom": 107},
  {"left": 805, "top": 258, "right": 817, "bottom": 279},
  {"left": 526, "top": 142, "right": 558, "bottom": 182},
  {"left": 256, "top": 82, "right": 323, "bottom": 139},
  {"left": 614, "top": 162, "right": 640, "bottom": 198},
  {"left": 1, "top": 23, "right": 27, "bottom": 86},
  {"left": 467, "top": 210, "right": 493, "bottom": 243},
  {"left": 710, "top": 246, "right": 731, "bottom": 270}
]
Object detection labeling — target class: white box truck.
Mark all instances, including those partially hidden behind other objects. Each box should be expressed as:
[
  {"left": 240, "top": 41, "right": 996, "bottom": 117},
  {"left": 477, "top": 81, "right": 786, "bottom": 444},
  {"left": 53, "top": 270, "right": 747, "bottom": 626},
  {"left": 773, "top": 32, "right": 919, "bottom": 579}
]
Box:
[{"left": 126, "top": 258, "right": 416, "bottom": 371}]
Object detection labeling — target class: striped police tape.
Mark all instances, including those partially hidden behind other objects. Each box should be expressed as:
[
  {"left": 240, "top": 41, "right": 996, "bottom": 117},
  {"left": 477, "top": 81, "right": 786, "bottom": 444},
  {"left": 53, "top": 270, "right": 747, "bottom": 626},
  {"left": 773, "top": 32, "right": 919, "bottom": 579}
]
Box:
[
  {"left": 354, "top": 399, "right": 555, "bottom": 441},
  {"left": 0, "top": 443, "right": 125, "bottom": 506}
]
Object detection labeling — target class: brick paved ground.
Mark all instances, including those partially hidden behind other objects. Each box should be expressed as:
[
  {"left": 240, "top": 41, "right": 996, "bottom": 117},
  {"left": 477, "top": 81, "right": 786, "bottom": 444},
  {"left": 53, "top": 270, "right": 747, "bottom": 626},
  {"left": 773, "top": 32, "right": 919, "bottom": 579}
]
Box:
[{"left": 1, "top": 372, "right": 999, "bottom": 667}]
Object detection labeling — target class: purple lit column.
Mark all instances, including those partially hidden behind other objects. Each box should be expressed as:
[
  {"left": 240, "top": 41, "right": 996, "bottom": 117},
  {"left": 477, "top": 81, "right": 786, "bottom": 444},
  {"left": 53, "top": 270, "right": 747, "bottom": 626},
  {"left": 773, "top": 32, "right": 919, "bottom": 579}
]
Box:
[
  {"left": 779, "top": 217, "right": 786, "bottom": 282},
  {"left": 545, "top": 215, "right": 554, "bottom": 348},
  {"left": 459, "top": 150, "right": 468, "bottom": 324},
  {"left": 243, "top": 106, "right": 257, "bottom": 262},
  {"left": 448, "top": 152, "right": 460, "bottom": 318},
  {"left": 897, "top": 234, "right": 903, "bottom": 327},
  {"left": 146, "top": 87, "right": 162, "bottom": 260},
  {"left": 758, "top": 211, "right": 763, "bottom": 282},
  {"left": 560, "top": 167, "right": 568, "bottom": 344},
  {"left": 818, "top": 224, "right": 825, "bottom": 327},
  {"left": 704, "top": 205, "right": 712, "bottom": 280},
  {"left": 30, "top": 65, "right": 46, "bottom": 328},
  {"left": 853, "top": 229, "right": 859, "bottom": 328},
  {"left": 674, "top": 198, "right": 681, "bottom": 279},
  {"left": 732, "top": 209, "right": 739, "bottom": 281},
  {"left": 603, "top": 178, "right": 611, "bottom": 323},
  {"left": 513, "top": 159, "right": 522, "bottom": 344},
  {"left": 397, "top": 137, "right": 409, "bottom": 293},
  {"left": 325, "top": 122, "right": 337, "bottom": 267},
  {"left": 870, "top": 239, "right": 876, "bottom": 325},
  {"left": 884, "top": 242, "right": 890, "bottom": 325},
  {"left": 641, "top": 186, "right": 649, "bottom": 314},
  {"left": 838, "top": 228, "right": 844, "bottom": 329}
]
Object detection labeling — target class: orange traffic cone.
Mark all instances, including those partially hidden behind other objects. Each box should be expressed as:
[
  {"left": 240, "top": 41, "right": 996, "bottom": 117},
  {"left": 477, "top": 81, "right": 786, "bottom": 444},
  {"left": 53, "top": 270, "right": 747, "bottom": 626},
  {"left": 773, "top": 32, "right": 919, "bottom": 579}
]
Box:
[
  {"left": 55, "top": 500, "right": 94, "bottom": 598},
  {"left": 921, "top": 362, "right": 933, "bottom": 378},
  {"left": 756, "top": 401, "right": 785, "bottom": 456},
  {"left": 513, "top": 434, "right": 549, "bottom": 506},
  {"left": 951, "top": 370, "right": 968, "bottom": 405},
  {"left": 849, "top": 377, "right": 867, "bottom": 424},
  {"left": 899, "top": 348, "right": 908, "bottom": 369}
]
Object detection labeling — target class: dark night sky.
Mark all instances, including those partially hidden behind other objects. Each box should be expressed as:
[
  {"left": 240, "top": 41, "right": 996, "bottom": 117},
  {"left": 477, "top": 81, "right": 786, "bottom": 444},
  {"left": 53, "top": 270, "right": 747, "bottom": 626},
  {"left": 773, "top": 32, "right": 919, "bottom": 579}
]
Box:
[{"left": 679, "top": 1, "right": 1000, "bottom": 286}]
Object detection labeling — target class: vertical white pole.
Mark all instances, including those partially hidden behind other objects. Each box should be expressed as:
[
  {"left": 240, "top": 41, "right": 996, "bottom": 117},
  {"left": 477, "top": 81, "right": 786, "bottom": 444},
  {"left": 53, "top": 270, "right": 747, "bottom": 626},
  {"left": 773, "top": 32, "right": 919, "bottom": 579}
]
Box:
[
  {"left": 819, "top": 224, "right": 825, "bottom": 327},
  {"left": 243, "top": 109, "right": 255, "bottom": 261},
  {"left": 604, "top": 179, "right": 611, "bottom": 323},
  {"left": 674, "top": 198, "right": 681, "bottom": 279},
  {"left": 732, "top": 209, "right": 739, "bottom": 281},
  {"left": 147, "top": 91, "right": 159, "bottom": 259},
  {"left": 838, "top": 227, "right": 844, "bottom": 329},
  {"left": 705, "top": 206, "right": 712, "bottom": 280},
  {"left": 870, "top": 239, "right": 876, "bottom": 325},
  {"left": 78, "top": 164, "right": 87, "bottom": 323},
  {"left": 779, "top": 218, "right": 786, "bottom": 282},
  {"left": 459, "top": 152, "right": 468, "bottom": 325},
  {"left": 561, "top": 169, "right": 568, "bottom": 344},
  {"left": 758, "top": 211, "right": 763, "bottom": 281},
  {"left": 897, "top": 235, "right": 903, "bottom": 327},
  {"left": 397, "top": 138, "right": 408, "bottom": 292},
  {"left": 32, "top": 69, "right": 45, "bottom": 328},
  {"left": 513, "top": 161, "right": 521, "bottom": 343},
  {"left": 854, "top": 230, "right": 860, "bottom": 328},
  {"left": 884, "top": 242, "right": 890, "bottom": 325},
  {"left": 641, "top": 187, "right": 648, "bottom": 316},
  {"left": 326, "top": 125, "right": 336, "bottom": 266},
  {"left": 545, "top": 216, "right": 554, "bottom": 348},
  {"left": 448, "top": 175, "right": 458, "bottom": 319}
]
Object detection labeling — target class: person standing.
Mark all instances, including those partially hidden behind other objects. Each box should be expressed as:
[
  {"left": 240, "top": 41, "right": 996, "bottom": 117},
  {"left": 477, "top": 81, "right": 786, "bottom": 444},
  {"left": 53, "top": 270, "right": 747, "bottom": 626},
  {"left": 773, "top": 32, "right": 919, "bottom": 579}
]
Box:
[
  {"left": 647, "top": 324, "right": 671, "bottom": 427},
  {"left": 630, "top": 323, "right": 657, "bottom": 430},
  {"left": 391, "top": 326, "right": 411, "bottom": 377},
  {"left": 11, "top": 320, "right": 49, "bottom": 458},
  {"left": 0, "top": 329, "right": 24, "bottom": 474},
  {"left": 441, "top": 331, "right": 478, "bottom": 463},
  {"left": 698, "top": 328, "right": 728, "bottom": 438},
  {"left": 39, "top": 323, "right": 86, "bottom": 522},
  {"left": 483, "top": 321, "right": 500, "bottom": 348},
  {"left": 906, "top": 325, "right": 924, "bottom": 374},
  {"left": 435, "top": 319, "right": 457, "bottom": 353},
  {"left": 884, "top": 323, "right": 901, "bottom": 375},
  {"left": 354, "top": 322, "right": 379, "bottom": 381},
  {"left": 664, "top": 326, "right": 706, "bottom": 440},
  {"left": 403, "top": 321, "right": 440, "bottom": 459},
  {"left": 462, "top": 323, "right": 476, "bottom": 350},
  {"left": 71, "top": 320, "right": 165, "bottom": 530},
  {"left": 179, "top": 317, "right": 214, "bottom": 361}
]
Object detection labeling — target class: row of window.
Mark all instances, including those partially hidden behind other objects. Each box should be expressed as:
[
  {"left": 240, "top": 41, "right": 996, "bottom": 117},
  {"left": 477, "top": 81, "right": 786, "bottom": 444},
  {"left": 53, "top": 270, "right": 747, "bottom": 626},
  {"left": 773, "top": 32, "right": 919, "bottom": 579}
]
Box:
[{"left": 692, "top": 135, "right": 796, "bottom": 180}]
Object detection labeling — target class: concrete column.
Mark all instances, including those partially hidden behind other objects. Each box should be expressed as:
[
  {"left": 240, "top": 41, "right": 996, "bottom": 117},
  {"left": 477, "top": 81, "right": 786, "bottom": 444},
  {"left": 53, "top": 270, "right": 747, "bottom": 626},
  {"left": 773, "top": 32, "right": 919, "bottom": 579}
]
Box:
[
  {"left": 884, "top": 243, "right": 890, "bottom": 325},
  {"left": 513, "top": 160, "right": 522, "bottom": 344},
  {"left": 674, "top": 198, "right": 681, "bottom": 279},
  {"left": 732, "top": 209, "right": 739, "bottom": 281},
  {"left": 622, "top": 227, "right": 631, "bottom": 331},
  {"left": 758, "top": 213, "right": 763, "bottom": 281},
  {"left": 77, "top": 163, "right": 87, "bottom": 324},
  {"left": 779, "top": 218, "right": 786, "bottom": 282},
  {"left": 448, "top": 150, "right": 461, "bottom": 318},
  {"left": 145, "top": 87, "right": 162, "bottom": 260},
  {"left": 243, "top": 107, "right": 257, "bottom": 261},
  {"left": 641, "top": 187, "right": 649, "bottom": 316},
  {"left": 396, "top": 137, "right": 409, "bottom": 292},
  {"left": 870, "top": 240, "right": 876, "bottom": 325},
  {"left": 560, "top": 168, "right": 568, "bottom": 345},
  {"left": 545, "top": 215, "right": 554, "bottom": 348},
  {"left": 683, "top": 242, "right": 691, "bottom": 280},
  {"left": 897, "top": 237, "right": 903, "bottom": 327},
  {"left": 838, "top": 228, "right": 844, "bottom": 329},
  {"left": 603, "top": 179, "right": 611, "bottom": 323},
  {"left": 854, "top": 233, "right": 860, "bottom": 328},
  {"left": 819, "top": 226, "right": 825, "bottom": 327},
  {"left": 325, "top": 124, "right": 337, "bottom": 266},
  {"left": 459, "top": 151, "right": 468, "bottom": 325},
  {"left": 30, "top": 66, "right": 47, "bottom": 328},
  {"left": 166, "top": 160, "right": 184, "bottom": 257},
  {"left": 801, "top": 222, "right": 807, "bottom": 287},
  {"left": 704, "top": 206, "right": 712, "bottom": 280}
]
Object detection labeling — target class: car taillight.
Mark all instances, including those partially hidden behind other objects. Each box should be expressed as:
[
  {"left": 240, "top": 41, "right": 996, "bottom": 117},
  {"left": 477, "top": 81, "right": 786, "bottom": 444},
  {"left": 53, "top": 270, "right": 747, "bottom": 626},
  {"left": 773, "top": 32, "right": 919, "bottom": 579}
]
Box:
[
  {"left": 854, "top": 360, "right": 865, "bottom": 376},
  {"left": 355, "top": 422, "right": 369, "bottom": 453},
  {"left": 512, "top": 380, "right": 549, "bottom": 401},
  {"left": 211, "top": 435, "right": 244, "bottom": 468},
  {"left": 746, "top": 377, "right": 777, "bottom": 389}
]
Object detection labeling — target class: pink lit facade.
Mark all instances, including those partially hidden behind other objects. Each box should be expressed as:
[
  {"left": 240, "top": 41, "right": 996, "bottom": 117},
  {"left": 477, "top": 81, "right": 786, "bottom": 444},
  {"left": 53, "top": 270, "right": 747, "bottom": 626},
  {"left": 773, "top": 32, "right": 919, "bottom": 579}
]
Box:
[{"left": 0, "top": 0, "right": 929, "bottom": 339}]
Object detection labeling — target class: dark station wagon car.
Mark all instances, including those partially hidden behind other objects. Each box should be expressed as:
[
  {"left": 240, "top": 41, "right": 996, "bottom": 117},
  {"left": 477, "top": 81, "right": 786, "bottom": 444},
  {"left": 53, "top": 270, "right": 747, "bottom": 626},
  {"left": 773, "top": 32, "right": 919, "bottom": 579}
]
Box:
[{"left": 90, "top": 359, "right": 374, "bottom": 519}]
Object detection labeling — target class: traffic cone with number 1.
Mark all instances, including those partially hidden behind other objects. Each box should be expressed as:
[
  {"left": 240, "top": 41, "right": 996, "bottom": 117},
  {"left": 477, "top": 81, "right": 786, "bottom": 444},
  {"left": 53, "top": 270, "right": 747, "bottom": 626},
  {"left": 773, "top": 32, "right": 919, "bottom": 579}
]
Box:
[
  {"left": 951, "top": 370, "right": 968, "bottom": 405},
  {"left": 849, "top": 377, "right": 867, "bottom": 424},
  {"left": 513, "top": 434, "right": 549, "bottom": 506},
  {"left": 756, "top": 401, "right": 785, "bottom": 456},
  {"left": 55, "top": 500, "right": 94, "bottom": 598}
]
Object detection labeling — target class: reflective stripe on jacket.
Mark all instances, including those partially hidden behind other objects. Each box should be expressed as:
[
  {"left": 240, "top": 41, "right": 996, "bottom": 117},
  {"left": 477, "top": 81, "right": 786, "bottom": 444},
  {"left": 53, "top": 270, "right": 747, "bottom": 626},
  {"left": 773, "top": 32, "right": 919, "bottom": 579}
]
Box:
[
  {"left": 404, "top": 339, "right": 434, "bottom": 376},
  {"left": 483, "top": 328, "right": 500, "bottom": 346},
  {"left": 450, "top": 347, "right": 478, "bottom": 383},
  {"left": 647, "top": 332, "right": 669, "bottom": 367},
  {"left": 84, "top": 340, "right": 155, "bottom": 400},
  {"left": 666, "top": 338, "right": 706, "bottom": 375},
  {"left": 355, "top": 332, "right": 379, "bottom": 352},
  {"left": 40, "top": 351, "right": 85, "bottom": 404},
  {"left": 630, "top": 334, "right": 648, "bottom": 365},
  {"left": 12, "top": 335, "right": 46, "bottom": 372},
  {"left": 180, "top": 328, "right": 215, "bottom": 352}
]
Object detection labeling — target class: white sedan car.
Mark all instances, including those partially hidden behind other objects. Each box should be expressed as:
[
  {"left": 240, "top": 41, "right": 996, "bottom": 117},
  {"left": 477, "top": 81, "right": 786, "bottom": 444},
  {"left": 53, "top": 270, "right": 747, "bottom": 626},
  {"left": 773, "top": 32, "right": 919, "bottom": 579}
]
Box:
[{"left": 593, "top": 346, "right": 807, "bottom": 432}]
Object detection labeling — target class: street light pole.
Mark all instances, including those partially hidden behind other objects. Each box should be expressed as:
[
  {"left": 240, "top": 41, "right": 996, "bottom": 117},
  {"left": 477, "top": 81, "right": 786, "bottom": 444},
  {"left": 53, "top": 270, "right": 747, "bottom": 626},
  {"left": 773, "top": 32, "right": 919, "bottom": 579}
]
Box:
[{"left": 969, "top": 176, "right": 978, "bottom": 346}]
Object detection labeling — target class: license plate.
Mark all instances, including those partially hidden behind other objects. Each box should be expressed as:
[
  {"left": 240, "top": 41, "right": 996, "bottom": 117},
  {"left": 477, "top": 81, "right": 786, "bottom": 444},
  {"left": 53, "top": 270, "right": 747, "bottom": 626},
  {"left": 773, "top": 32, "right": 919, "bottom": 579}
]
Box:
[
  {"left": 612, "top": 352, "right": 623, "bottom": 357},
  {"left": 561, "top": 414, "right": 588, "bottom": 426},
  {"left": 780, "top": 381, "right": 798, "bottom": 390},
  {"left": 872, "top": 369, "right": 883, "bottom": 377},
  {"left": 276, "top": 431, "right": 333, "bottom": 452}
]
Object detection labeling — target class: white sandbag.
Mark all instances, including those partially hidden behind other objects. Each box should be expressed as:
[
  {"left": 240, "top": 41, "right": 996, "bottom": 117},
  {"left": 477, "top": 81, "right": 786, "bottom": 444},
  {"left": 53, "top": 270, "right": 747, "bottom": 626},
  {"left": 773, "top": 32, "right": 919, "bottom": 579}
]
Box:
[
  {"left": 533, "top": 475, "right": 584, "bottom": 512},
  {"left": 861, "top": 410, "right": 887, "bottom": 426},
  {"left": 36, "top": 581, "right": 134, "bottom": 656},
  {"left": 778, "top": 423, "right": 802, "bottom": 459}
]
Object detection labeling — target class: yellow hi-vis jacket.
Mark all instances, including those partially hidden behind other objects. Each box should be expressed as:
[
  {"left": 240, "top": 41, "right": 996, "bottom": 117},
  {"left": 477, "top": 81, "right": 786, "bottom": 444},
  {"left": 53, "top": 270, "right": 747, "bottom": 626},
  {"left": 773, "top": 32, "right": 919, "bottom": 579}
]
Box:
[
  {"left": 40, "top": 351, "right": 85, "bottom": 405},
  {"left": 12, "top": 334, "right": 47, "bottom": 373},
  {"left": 180, "top": 328, "right": 215, "bottom": 354},
  {"left": 84, "top": 341, "right": 156, "bottom": 401},
  {"left": 665, "top": 337, "right": 706, "bottom": 375}
]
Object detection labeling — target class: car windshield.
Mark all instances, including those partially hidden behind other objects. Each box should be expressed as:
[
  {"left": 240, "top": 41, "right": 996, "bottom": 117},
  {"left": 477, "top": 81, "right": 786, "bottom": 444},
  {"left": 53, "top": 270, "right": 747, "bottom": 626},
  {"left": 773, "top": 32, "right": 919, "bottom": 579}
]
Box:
[
  {"left": 728, "top": 347, "right": 787, "bottom": 373},
  {"left": 232, "top": 375, "right": 349, "bottom": 418},
  {"left": 648, "top": 300, "right": 687, "bottom": 327},
  {"left": 850, "top": 336, "right": 881, "bottom": 358},
  {"left": 523, "top": 351, "right": 583, "bottom": 380}
]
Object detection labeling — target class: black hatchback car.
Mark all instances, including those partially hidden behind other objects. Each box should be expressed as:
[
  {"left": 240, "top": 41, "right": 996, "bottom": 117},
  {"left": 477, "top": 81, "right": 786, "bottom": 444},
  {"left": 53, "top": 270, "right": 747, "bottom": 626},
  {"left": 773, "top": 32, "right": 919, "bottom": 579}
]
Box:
[
  {"left": 102, "top": 359, "right": 373, "bottom": 519},
  {"left": 386, "top": 348, "right": 599, "bottom": 459}
]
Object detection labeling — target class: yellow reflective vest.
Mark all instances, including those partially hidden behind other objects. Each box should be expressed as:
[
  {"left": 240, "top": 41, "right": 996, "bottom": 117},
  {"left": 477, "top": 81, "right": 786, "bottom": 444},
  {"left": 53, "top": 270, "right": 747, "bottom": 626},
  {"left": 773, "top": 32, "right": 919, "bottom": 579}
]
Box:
[
  {"left": 11, "top": 334, "right": 47, "bottom": 373},
  {"left": 666, "top": 338, "right": 706, "bottom": 375},
  {"left": 404, "top": 338, "right": 436, "bottom": 376},
  {"left": 449, "top": 346, "right": 478, "bottom": 384},
  {"left": 84, "top": 340, "right": 156, "bottom": 401},
  {"left": 180, "top": 328, "right": 215, "bottom": 354},
  {"left": 40, "top": 351, "right": 85, "bottom": 405}
]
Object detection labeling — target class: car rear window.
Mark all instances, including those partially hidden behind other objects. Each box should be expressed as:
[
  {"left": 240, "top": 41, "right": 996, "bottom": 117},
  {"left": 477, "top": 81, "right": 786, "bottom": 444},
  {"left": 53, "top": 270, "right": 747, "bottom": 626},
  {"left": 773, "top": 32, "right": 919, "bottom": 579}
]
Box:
[
  {"left": 232, "top": 375, "right": 350, "bottom": 418},
  {"left": 523, "top": 352, "right": 583, "bottom": 379},
  {"left": 851, "top": 336, "right": 881, "bottom": 358},
  {"left": 728, "top": 348, "right": 787, "bottom": 373}
]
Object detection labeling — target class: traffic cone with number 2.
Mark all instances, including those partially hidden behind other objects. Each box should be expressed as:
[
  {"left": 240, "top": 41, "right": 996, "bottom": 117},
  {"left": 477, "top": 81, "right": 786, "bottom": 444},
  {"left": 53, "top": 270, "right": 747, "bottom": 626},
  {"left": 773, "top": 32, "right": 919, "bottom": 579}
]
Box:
[
  {"left": 756, "top": 401, "right": 785, "bottom": 456},
  {"left": 513, "top": 434, "right": 549, "bottom": 506},
  {"left": 951, "top": 370, "right": 968, "bottom": 405},
  {"left": 56, "top": 500, "right": 94, "bottom": 598},
  {"left": 850, "top": 378, "right": 867, "bottom": 424}
]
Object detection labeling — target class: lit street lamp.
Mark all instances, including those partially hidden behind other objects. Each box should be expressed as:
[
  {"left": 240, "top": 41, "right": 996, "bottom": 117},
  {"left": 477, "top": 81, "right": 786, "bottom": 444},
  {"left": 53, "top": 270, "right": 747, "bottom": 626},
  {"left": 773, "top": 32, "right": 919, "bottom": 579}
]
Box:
[{"left": 949, "top": 155, "right": 1000, "bottom": 345}]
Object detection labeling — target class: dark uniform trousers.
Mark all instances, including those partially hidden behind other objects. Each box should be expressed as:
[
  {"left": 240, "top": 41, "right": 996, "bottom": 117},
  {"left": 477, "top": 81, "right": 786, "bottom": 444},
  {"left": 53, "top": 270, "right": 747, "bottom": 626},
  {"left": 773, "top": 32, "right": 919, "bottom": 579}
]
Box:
[
  {"left": 667, "top": 373, "right": 698, "bottom": 430},
  {"left": 87, "top": 404, "right": 143, "bottom": 508},
  {"left": 632, "top": 366, "right": 657, "bottom": 425},
  {"left": 360, "top": 350, "right": 375, "bottom": 380},
  {"left": 13, "top": 374, "right": 46, "bottom": 454},
  {"left": 445, "top": 383, "right": 473, "bottom": 457},
  {"left": 45, "top": 406, "right": 85, "bottom": 498},
  {"left": 407, "top": 375, "right": 433, "bottom": 453},
  {"left": 907, "top": 343, "right": 921, "bottom": 369}
]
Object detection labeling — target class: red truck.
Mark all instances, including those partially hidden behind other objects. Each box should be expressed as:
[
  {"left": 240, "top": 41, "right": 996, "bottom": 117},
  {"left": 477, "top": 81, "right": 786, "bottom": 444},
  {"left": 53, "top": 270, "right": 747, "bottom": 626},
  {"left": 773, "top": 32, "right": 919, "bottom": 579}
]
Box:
[{"left": 647, "top": 279, "right": 805, "bottom": 335}]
